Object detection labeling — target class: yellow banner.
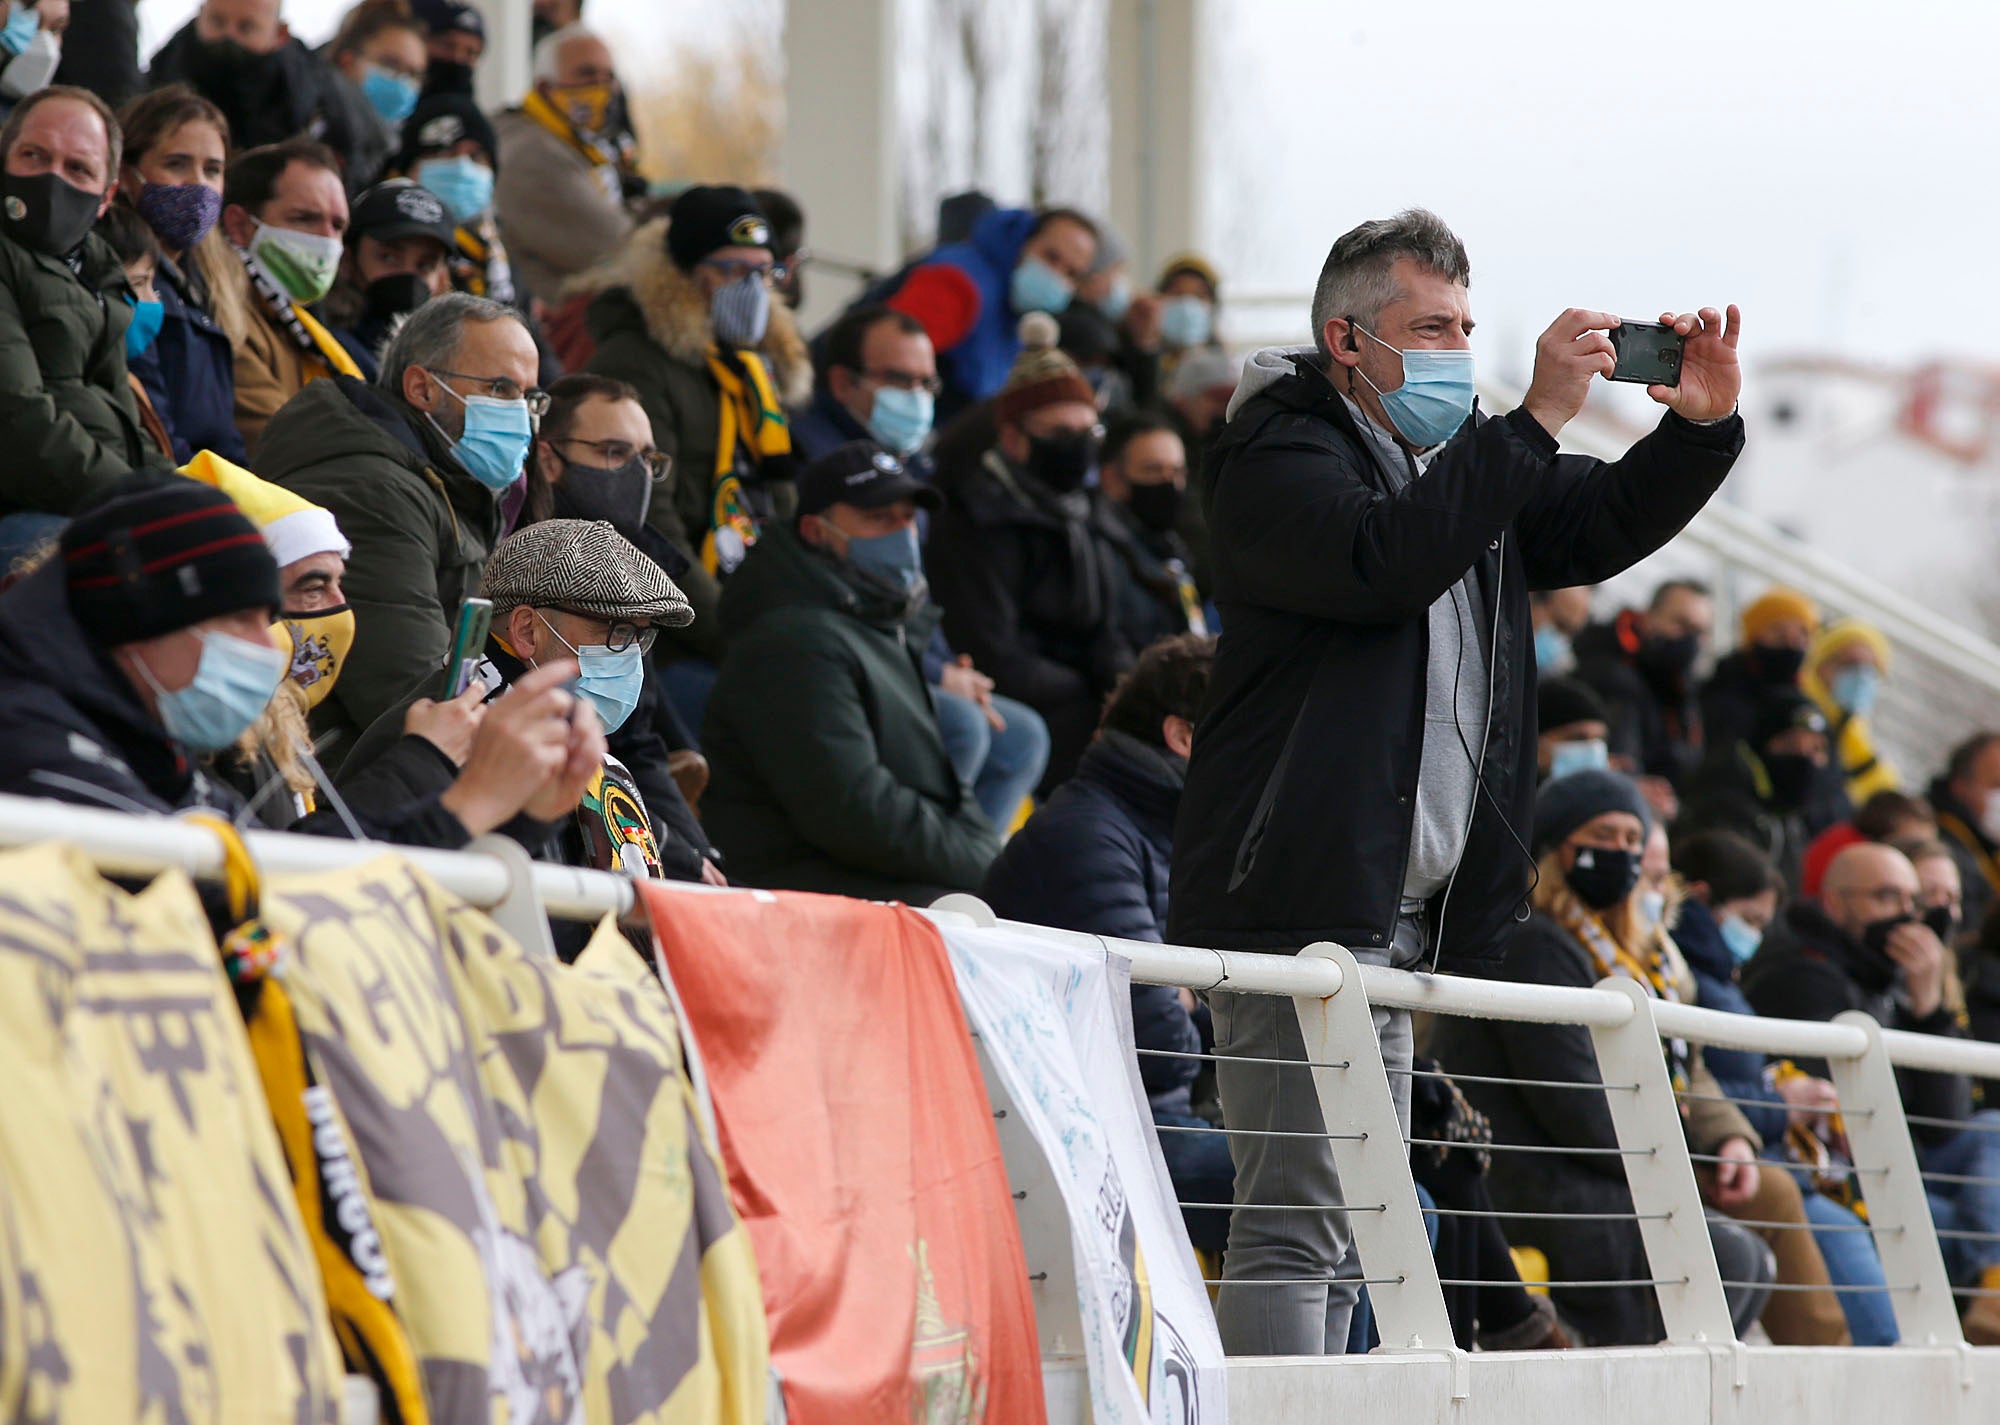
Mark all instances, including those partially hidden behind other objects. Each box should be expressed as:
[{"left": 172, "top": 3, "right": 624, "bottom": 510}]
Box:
[
  {"left": 0, "top": 843, "right": 344, "bottom": 1424},
  {"left": 259, "top": 854, "right": 767, "bottom": 1425}
]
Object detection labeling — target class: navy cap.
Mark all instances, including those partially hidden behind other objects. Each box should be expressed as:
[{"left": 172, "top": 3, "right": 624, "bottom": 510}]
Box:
[
  {"left": 348, "top": 180, "right": 457, "bottom": 248},
  {"left": 796, "top": 441, "right": 942, "bottom": 517}
]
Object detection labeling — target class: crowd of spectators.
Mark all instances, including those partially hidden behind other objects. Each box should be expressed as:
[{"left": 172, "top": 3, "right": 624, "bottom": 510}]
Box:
[{"left": 6, "top": 0, "right": 2000, "bottom": 1366}]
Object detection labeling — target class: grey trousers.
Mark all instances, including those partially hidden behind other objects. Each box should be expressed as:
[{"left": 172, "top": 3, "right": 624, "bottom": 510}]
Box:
[{"left": 1210, "top": 917, "right": 1424, "bottom": 1356}]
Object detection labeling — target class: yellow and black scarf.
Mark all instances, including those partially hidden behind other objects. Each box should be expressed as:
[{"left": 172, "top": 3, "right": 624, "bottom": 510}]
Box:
[{"left": 700, "top": 347, "right": 794, "bottom": 576}]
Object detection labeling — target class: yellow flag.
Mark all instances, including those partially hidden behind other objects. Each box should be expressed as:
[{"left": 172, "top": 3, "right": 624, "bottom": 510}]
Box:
[{"left": 0, "top": 843, "right": 344, "bottom": 1424}]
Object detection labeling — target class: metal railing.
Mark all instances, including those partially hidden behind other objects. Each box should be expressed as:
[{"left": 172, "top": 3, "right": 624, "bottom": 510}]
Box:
[{"left": 7, "top": 794, "right": 2000, "bottom": 1423}]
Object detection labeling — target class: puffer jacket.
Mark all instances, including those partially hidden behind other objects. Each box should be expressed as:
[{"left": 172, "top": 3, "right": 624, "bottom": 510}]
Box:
[
  {"left": 257, "top": 375, "right": 502, "bottom": 770},
  {"left": 128, "top": 250, "right": 244, "bottom": 465},
  {"left": 0, "top": 228, "right": 153, "bottom": 517},
  {"left": 883, "top": 206, "right": 1036, "bottom": 420},
  {"left": 702, "top": 521, "right": 998, "bottom": 901},
  {"left": 981, "top": 732, "right": 1204, "bottom": 1115},
  {"left": 584, "top": 218, "right": 811, "bottom": 657}
]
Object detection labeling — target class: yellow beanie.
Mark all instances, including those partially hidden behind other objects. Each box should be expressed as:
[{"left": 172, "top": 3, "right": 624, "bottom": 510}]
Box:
[
  {"left": 179, "top": 451, "right": 351, "bottom": 569},
  {"left": 1740, "top": 587, "right": 1819, "bottom": 645},
  {"left": 1808, "top": 618, "right": 1892, "bottom": 677}
]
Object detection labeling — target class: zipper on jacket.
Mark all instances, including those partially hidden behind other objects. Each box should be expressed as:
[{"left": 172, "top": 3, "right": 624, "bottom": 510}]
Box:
[{"left": 1426, "top": 531, "right": 1506, "bottom": 972}]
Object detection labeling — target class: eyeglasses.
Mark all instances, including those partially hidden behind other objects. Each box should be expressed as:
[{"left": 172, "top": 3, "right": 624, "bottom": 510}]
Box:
[
  {"left": 429, "top": 368, "right": 551, "bottom": 417},
  {"left": 861, "top": 368, "right": 943, "bottom": 396},
  {"left": 556, "top": 437, "right": 671, "bottom": 480},
  {"left": 698, "top": 258, "right": 790, "bottom": 288},
  {"left": 550, "top": 608, "right": 657, "bottom": 654}
]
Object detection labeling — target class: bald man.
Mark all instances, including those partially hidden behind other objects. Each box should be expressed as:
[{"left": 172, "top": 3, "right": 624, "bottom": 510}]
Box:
[{"left": 1743, "top": 840, "right": 2000, "bottom": 1341}]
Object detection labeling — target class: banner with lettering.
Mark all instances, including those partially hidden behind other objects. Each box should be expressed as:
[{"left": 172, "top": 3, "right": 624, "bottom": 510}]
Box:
[
  {"left": 942, "top": 924, "right": 1226, "bottom": 1425},
  {"left": 0, "top": 844, "right": 345, "bottom": 1424},
  {"left": 638, "top": 883, "right": 1046, "bottom": 1425},
  {"left": 258, "top": 855, "right": 768, "bottom": 1425}
]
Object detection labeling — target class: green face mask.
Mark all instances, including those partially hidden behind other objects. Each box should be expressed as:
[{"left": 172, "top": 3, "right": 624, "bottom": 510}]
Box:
[{"left": 249, "top": 219, "right": 343, "bottom": 305}]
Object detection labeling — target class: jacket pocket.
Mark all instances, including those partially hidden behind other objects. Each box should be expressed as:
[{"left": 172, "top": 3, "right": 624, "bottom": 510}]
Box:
[{"left": 1227, "top": 696, "right": 1310, "bottom": 893}]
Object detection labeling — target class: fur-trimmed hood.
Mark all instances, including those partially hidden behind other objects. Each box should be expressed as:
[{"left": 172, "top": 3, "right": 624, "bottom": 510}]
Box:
[{"left": 602, "top": 217, "right": 812, "bottom": 407}]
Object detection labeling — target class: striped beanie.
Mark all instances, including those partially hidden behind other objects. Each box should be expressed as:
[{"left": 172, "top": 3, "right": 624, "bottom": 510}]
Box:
[
  {"left": 61, "top": 476, "right": 280, "bottom": 645},
  {"left": 995, "top": 312, "right": 1096, "bottom": 426}
]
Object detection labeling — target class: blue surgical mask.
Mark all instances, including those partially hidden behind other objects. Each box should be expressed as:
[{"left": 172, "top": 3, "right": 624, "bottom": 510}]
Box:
[
  {"left": 361, "top": 63, "right": 421, "bottom": 126},
  {"left": 1534, "top": 625, "right": 1571, "bottom": 671},
  {"left": 1354, "top": 324, "right": 1475, "bottom": 448},
  {"left": 1719, "top": 912, "right": 1763, "bottom": 965},
  {"left": 1098, "top": 274, "right": 1132, "bottom": 323},
  {"left": 124, "top": 296, "right": 164, "bottom": 359},
  {"left": 429, "top": 375, "right": 532, "bottom": 492},
  {"left": 1548, "top": 737, "right": 1610, "bottom": 782},
  {"left": 537, "top": 613, "right": 644, "bottom": 733},
  {"left": 1830, "top": 665, "right": 1879, "bottom": 718},
  {"left": 1160, "top": 294, "right": 1213, "bottom": 348},
  {"left": 843, "top": 523, "right": 924, "bottom": 593},
  {"left": 413, "top": 155, "right": 493, "bottom": 225},
  {"left": 134, "top": 629, "right": 289, "bottom": 753},
  {"left": 1, "top": 3, "right": 38, "bottom": 54},
  {"left": 867, "top": 384, "right": 933, "bottom": 455},
  {"left": 1009, "top": 254, "right": 1072, "bottom": 316},
  {"left": 1638, "top": 888, "right": 1666, "bottom": 932}
]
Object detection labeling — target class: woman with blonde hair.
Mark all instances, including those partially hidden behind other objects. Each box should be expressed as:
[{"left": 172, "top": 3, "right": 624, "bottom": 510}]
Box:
[{"left": 1802, "top": 618, "right": 1898, "bottom": 805}]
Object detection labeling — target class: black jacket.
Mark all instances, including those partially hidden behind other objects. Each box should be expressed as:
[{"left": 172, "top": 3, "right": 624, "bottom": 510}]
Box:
[
  {"left": 981, "top": 732, "right": 1204, "bottom": 1115},
  {"left": 1930, "top": 774, "right": 2000, "bottom": 940},
  {"left": 1105, "top": 500, "right": 1202, "bottom": 652},
  {"left": 1167, "top": 353, "right": 1742, "bottom": 968},
  {"left": 926, "top": 445, "right": 1150, "bottom": 788},
  {"left": 1571, "top": 611, "right": 1704, "bottom": 789},
  {"left": 1741, "top": 899, "right": 1973, "bottom": 1144},
  {"left": 148, "top": 27, "right": 359, "bottom": 164}
]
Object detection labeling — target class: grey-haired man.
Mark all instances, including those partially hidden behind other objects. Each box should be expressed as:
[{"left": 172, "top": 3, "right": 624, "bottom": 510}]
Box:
[{"left": 1168, "top": 207, "right": 1746, "bottom": 1354}]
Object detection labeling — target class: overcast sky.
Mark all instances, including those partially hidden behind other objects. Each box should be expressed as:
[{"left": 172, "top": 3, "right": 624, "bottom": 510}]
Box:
[{"left": 1202, "top": 0, "right": 1996, "bottom": 386}]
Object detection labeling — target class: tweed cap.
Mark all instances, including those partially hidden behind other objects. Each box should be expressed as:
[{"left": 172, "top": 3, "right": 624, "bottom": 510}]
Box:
[{"left": 481, "top": 519, "right": 693, "bottom": 627}]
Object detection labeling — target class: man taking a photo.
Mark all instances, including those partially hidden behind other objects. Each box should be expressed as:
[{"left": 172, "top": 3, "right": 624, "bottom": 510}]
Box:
[{"left": 1167, "top": 208, "right": 1745, "bottom": 1355}]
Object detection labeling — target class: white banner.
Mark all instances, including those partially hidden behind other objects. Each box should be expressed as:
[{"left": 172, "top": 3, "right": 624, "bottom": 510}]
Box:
[{"left": 942, "top": 924, "right": 1227, "bottom": 1425}]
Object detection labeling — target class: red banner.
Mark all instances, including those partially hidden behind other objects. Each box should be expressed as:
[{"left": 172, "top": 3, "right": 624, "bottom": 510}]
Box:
[{"left": 638, "top": 885, "right": 1046, "bottom": 1425}]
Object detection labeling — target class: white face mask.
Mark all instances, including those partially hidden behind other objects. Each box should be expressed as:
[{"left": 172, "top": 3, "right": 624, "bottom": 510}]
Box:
[{"left": 1980, "top": 789, "right": 2000, "bottom": 846}]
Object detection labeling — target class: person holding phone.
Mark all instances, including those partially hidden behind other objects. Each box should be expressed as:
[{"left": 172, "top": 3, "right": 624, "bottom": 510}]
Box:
[{"left": 1166, "top": 207, "right": 1745, "bottom": 1355}]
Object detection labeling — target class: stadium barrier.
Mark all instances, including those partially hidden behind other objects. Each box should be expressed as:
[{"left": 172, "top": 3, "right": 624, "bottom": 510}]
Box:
[{"left": 3, "top": 791, "right": 1999, "bottom": 1425}]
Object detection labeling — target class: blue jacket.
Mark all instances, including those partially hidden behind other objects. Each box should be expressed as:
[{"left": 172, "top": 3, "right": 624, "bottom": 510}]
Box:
[
  {"left": 981, "top": 733, "right": 1204, "bottom": 1114},
  {"left": 139, "top": 255, "right": 245, "bottom": 464},
  {"left": 1675, "top": 898, "right": 1786, "bottom": 1143},
  {"left": 899, "top": 207, "right": 1035, "bottom": 420}
]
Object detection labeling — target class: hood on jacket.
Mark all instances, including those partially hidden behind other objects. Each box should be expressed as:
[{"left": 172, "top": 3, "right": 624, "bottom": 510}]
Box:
[
  {"left": 589, "top": 216, "right": 812, "bottom": 407},
  {"left": 1226, "top": 344, "right": 1321, "bottom": 421},
  {"left": 0, "top": 561, "right": 196, "bottom": 807},
  {"left": 718, "top": 520, "right": 929, "bottom": 641},
  {"left": 965, "top": 206, "right": 1038, "bottom": 279},
  {"left": 1078, "top": 730, "right": 1184, "bottom": 831}
]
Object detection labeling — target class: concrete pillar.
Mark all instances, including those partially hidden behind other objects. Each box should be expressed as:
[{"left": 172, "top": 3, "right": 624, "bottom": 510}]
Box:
[
  {"left": 781, "top": 0, "right": 900, "bottom": 333},
  {"left": 476, "top": 0, "right": 535, "bottom": 116},
  {"left": 1107, "top": 0, "right": 1202, "bottom": 282}
]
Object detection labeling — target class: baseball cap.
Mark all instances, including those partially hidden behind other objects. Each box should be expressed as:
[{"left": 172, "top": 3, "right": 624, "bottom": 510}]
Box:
[
  {"left": 796, "top": 441, "right": 942, "bottom": 518},
  {"left": 347, "top": 180, "right": 457, "bottom": 249}
]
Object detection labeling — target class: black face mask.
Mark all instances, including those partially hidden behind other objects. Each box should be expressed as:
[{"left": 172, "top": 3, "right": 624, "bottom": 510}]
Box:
[
  {"left": 1564, "top": 844, "right": 1643, "bottom": 911},
  {"left": 424, "top": 60, "right": 476, "bottom": 96},
  {"left": 2, "top": 171, "right": 102, "bottom": 260},
  {"left": 1637, "top": 631, "right": 1701, "bottom": 682},
  {"left": 1026, "top": 430, "right": 1099, "bottom": 493},
  {"left": 1126, "top": 480, "right": 1183, "bottom": 534},
  {"left": 552, "top": 457, "right": 652, "bottom": 539},
  {"left": 363, "top": 272, "right": 432, "bottom": 325},
  {"left": 1923, "top": 904, "right": 1959, "bottom": 944},
  {"left": 188, "top": 37, "right": 283, "bottom": 94},
  {"left": 1761, "top": 750, "right": 1819, "bottom": 810},
  {"left": 1853, "top": 914, "right": 1913, "bottom": 994},
  {"left": 1749, "top": 644, "right": 1806, "bottom": 685}
]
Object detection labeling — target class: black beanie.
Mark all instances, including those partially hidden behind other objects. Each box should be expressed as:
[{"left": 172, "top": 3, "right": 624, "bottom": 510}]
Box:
[
  {"left": 61, "top": 477, "right": 280, "bottom": 646},
  {"left": 1537, "top": 675, "right": 1609, "bottom": 734},
  {"left": 665, "top": 185, "right": 770, "bottom": 271},
  {"left": 1533, "top": 769, "right": 1652, "bottom": 853},
  {"left": 396, "top": 93, "right": 500, "bottom": 177},
  {"left": 1750, "top": 686, "right": 1829, "bottom": 749}
]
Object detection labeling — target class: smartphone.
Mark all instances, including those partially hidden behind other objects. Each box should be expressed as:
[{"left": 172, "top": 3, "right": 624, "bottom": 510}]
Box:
[
  {"left": 1607, "top": 320, "right": 1685, "bottom": 388},
  {"left": 443, "top": 596, "right": 492, "bottom": 697}
]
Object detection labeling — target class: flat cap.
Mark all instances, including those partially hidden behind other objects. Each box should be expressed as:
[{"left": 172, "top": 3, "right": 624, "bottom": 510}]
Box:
[{"left": 481, "top": 519, "right": 693, "bottom": 627}]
